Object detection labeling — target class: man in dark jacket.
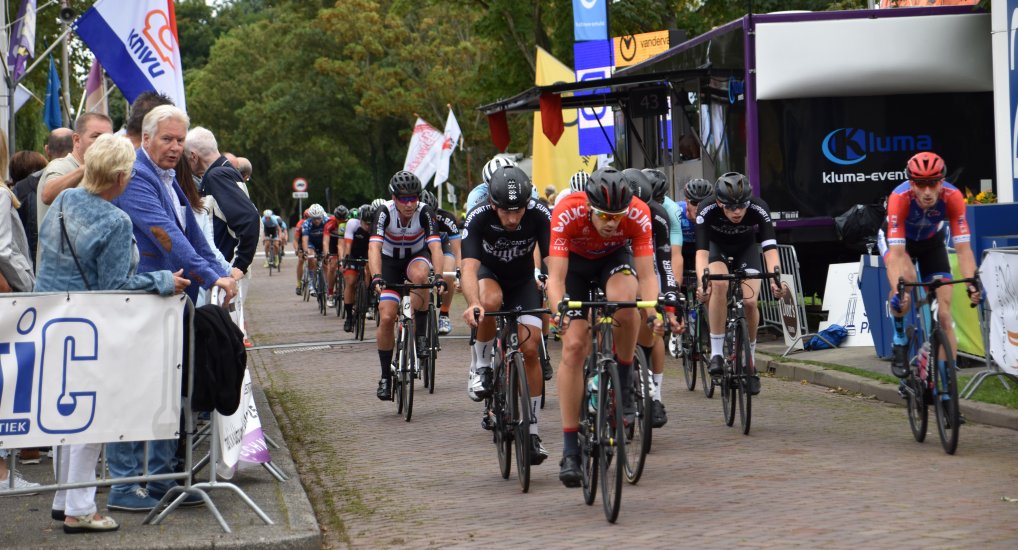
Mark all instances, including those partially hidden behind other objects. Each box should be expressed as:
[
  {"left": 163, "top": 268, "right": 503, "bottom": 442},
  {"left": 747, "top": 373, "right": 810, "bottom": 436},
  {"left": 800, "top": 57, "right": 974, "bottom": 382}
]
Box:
[{"left": 184, "top": 127, "right": 259, "bottom": 273}]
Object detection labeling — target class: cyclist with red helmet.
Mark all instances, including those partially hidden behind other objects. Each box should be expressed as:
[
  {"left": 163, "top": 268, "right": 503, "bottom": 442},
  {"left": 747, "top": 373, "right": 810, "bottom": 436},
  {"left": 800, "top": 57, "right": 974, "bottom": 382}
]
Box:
[
  {"left": 546, "top": 167, "right": 663, "bottom": 487},
  {"left": 880, "top": 152, "right": 981, "bottom": 378}
]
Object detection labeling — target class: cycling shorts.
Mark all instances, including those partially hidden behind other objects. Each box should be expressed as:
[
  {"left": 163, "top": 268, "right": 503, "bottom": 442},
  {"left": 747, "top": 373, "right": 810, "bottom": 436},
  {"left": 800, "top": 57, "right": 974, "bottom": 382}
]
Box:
[
  {"left": 264, "top": 226, "right": 278, "bottom": 239},
  {"left": 877, "top": 227, "right": 952, "bottom": 282},
  {"left": 707, "top": 241, "right": 762, "bottom": 274},
  {"left": 478, "top": 265, "right": 542, "bottom": 328},
  {"left": 564, "top": 248, "right": 636, "bottom": 319},
  {"left": 328, "top": 235, "right": 340, "bottom": 256},
  {"left": 379, "top": 249, "right": 434, "bottom": 303}
]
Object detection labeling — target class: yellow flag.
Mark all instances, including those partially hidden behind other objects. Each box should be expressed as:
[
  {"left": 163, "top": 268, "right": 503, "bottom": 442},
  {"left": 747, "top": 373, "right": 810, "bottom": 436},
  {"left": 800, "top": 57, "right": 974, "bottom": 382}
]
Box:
[{"left": 532, "top": 47, "right": 595, "bottom": 193}]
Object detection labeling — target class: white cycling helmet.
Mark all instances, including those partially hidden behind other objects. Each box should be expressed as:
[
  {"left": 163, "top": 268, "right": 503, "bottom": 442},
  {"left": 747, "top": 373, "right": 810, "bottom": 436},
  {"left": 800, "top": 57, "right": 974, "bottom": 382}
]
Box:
[
  {"left": 263, "top": 209, "right": 273, "bottom": 217},
  {"left": 307, "top": 203, "right": 326, "bottom": 218},
  {"left": 481, "top": 156, "right": 517, "bottom": 184},
  {"left": 569, "top": 171, "right": 590, "bottom": 193},
  {"left": 371, "top": 198, "right": 386, "bottom": 209}
]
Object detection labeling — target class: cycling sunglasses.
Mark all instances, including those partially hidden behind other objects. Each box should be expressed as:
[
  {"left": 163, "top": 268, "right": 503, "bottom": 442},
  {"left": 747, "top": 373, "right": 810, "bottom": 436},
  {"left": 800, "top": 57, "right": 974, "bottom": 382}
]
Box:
[
  {"left": 722, "top": 201, "right": 750, "bottom": 211},
  {"left": 590, "top": 206, "right": 628, "bottom": 222},
  {"left": 910, "top": 178, "right": 943, "bottom": 189},
  {"left": 394, "top": 194, "right": 419, "bottom": 204}
]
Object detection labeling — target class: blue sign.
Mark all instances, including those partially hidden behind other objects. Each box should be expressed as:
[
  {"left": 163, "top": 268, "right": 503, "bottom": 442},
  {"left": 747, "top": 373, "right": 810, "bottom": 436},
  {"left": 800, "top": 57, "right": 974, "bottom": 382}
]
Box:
[
  {"left": 574, "top": 40, "right": 615, "bottom": 156},
  {"left": 573, "top": 0, "right": 608, "bottom": 42},
  {"left": 821, "top": 128, "right": 932, "bottom": 166}
]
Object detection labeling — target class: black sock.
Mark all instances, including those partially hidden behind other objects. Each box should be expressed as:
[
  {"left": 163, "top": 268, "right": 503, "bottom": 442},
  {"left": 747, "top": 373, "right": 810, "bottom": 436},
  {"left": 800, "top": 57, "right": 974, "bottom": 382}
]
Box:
[
  {"left": 615, "top": 354, "right": 633, "bottom": 391},
  {"left": 563, "top": 429, "right": 579, "bottom": 457},
  {"left": 379, "top": 349, "right": 393, "bottom": 378},
  {"left": 415, "top": 311, "right": 428, "bottom": 338},
  {"left": 345, "top": 303, "right": 353, "bottom": 316}
]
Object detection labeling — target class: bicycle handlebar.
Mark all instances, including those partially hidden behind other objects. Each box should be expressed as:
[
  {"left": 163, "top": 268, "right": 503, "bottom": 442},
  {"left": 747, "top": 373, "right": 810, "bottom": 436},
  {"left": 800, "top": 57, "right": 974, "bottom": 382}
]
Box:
[
  {"left": 898, "top": 275, "right": 981, "bottom": 309},
  {"left": 701, "top": 267, "right": 780, "bottom": 292},
  {"left": 558, "top": 299, "right": 658, "bottom": 315},
  {"left": 468, "top": 308, "right": 480, "bottom": 346}
]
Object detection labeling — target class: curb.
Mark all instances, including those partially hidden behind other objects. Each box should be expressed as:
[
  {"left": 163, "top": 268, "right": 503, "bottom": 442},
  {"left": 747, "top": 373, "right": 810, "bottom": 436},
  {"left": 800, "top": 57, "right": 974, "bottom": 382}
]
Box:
[{"left": 765, "top": 358, "right": 1018, "bottom": 432}]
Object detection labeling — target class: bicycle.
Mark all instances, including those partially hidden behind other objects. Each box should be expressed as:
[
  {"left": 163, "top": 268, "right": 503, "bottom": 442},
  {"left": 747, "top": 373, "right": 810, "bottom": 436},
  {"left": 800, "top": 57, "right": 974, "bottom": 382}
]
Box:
[
  {"left": 470, "top": 305, "right": 550, "bottom": 493},
  {"left": 311, "top": 254, "right": 328, "bottom": 316},
  {"left": 702, "top": 264, "right": 780, "bottom": 435},
  {"left": 419, "top": 272, "right": 454, "bottom": 393},
  {"left": 266, "top": 237, "right": 280, "bottom": 276},
  {"left": 345, "top": 258, "right": 370, "bottom": 340},
  {"left": 675, "top": 272, "right": 713, "bottom": 397},
  {"left": 559, "top": 296, "right": 656, "bottom": 523},
  {"left": 895, "top": 274, "right": 980, "bottom": 455},
  {"left": 382, "top": 274, "right": 445, "bottom": 421},
  {"left": 327, "top": 254, "right": 344, "bottom": 317}
]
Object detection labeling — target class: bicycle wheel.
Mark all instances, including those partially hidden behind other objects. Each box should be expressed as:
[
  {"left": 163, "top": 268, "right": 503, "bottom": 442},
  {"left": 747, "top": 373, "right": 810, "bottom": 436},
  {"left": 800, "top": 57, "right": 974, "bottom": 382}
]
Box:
[
  {"left": 267, "top": 247, "right": 275, "bottom": 276},
  {"left": 317, "top": 270, "right": 327, "bottom": 316},
  {"left": 931, "top": 328, "right": 960, "bottom": 454},
  {"left": 581, "top": 358, "right": 598, "bottom": 506},
  {"left": 721, "top": 325, "right": 737, "bottom": 427},
  {"left": 492, "top": 353, "right": 511, "bottom": 480},
  {"left": 680, "top": 331, "right": 697, "bottom": 391},
  {"left": 355, "top": 281, "right": 368, "bottom": 341},
  {"left": 624, "top": 348, "right": 652, "bottom": 485},
  {"left": 734, "top": 318, "right": 752, "bottom": 435},
  {"left": 302, "top": 268, "right": 311, "bottom": 302},
  {"left": 905, "top": 334, "right": 928, "bottom": 442},
  {"left": 510, "top": 353, "right": 532, "bottom": 492},
  {"left": 598, "top": 361, "right": 625, "bottom": 523},
  {"left": 400, "top": 319, "right": 415, "bottom": 421},
  {"left": 393, "top": 327, "right": 405, "bottom": 415},
  {"left": 425, "top": 306, "right": 438, "bottom": 393},
  {"left": 697, "top": 312, "right": 715, "bottom": 399}
]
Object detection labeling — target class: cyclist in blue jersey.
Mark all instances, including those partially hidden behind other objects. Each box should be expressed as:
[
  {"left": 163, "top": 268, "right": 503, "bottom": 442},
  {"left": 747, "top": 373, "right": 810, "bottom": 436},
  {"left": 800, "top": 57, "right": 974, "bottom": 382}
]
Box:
[
  {"left": 465, "top": 156, "right": 539, "bottom": 212},
  {"left": 262, "top": 209, "right": 282, "bottom": 267},
  {"left": 301, "top": 203, "right": 328, "bottom": 295},
  {"left": 679, "top": 178, "right": 713, "bottom": 269}
]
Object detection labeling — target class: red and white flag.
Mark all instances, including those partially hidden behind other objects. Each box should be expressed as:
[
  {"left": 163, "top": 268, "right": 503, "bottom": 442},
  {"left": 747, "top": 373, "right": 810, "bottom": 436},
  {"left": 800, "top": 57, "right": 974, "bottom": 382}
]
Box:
[
  {"left": 434, "top": 108, "right": 462, "bottom": 188},
  {"left": 403, "top": 117, "right": 444, "bottom": 186}
]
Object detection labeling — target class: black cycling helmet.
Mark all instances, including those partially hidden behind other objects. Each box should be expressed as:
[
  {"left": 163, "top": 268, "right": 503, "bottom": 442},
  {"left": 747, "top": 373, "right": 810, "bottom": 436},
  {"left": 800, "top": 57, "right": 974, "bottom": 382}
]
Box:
[
  {"left": 488, "top": 165, "right": 533, "bottom": 211},
  {"left": 388, "top": 170, "right": 422, "bottom": 197},
  {"left": 420, "top": 189, "right": 438, "bottom": 210},
  {"left": 585, "top": 167, "right": 633, "bottom": 213},
  {"left": 333, "top": 205, "right": 349, "bottom": 220},
  {"left": 643, "top": 168, "right": 668, "bottom": 203},
  {"left": 684, "top": 178, "right": 714, "bottom": 204},
  {"left": 358, "top": 203, "right": 374, "bottom": 222},
  {"left": 622, "top": 168, "right": 653, "bottom": 203},
  {"left": 714, "top": 172, "right": 753, "bottom": 206}
]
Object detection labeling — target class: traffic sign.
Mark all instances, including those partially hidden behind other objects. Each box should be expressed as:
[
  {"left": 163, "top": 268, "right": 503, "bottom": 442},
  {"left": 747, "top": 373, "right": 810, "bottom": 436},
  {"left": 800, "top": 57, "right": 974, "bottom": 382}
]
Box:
[
  {"left": 292, "top": 177, "right": 308, "bottom": 192},
  {"left": 292, "top": 192, "right": 308, "bottom": 199}
]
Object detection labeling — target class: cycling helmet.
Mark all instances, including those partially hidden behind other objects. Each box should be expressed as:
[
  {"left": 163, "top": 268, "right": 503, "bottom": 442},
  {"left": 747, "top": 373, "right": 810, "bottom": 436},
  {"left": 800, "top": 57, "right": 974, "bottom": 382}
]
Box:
[
  {"left": 358, "top": 204, "right": 373, "bottom": 221},
  {"left": 420, "top": 189, "right": 438, "bottom": 210},
  {"left": 481, "top": 156, "right": 517, "bottom": 184},
  {"left": 683, "top": 178, "right": 714, "bottom": 203},
  {"left": 906, "top": 152, "right": 946, "bottom": 183},
  {"left": 622, "top": 168, "right": 653, "bottom": 203},
  {"left": 585, "top": 167, "right": 633, "bottom": 213},
  {"left": 349, "top": 207, "right": 359, "bottom": 219},
  {"left": 643, "top": 169, "right": 668, "bottom": 203},
  {"left": 333, "top": 205, "right": 349, "bottom": 220},
  {"left": 569, "top": 171, "right": 590, "bottom": 193},
  {"left": 714, "top": 172, "right": 753, "bottom": 206},
  {"left": 307, "top": 203, "right": 326, "bottom": 218},
  {"left": 388, "top": 170, "right": 422, "bottom": 197},
  {"left": 371, "top": 198, "right": 386, "bottom": 209},
  {"left": 488, "top": 165, "right": 533, "bottom": 211}
]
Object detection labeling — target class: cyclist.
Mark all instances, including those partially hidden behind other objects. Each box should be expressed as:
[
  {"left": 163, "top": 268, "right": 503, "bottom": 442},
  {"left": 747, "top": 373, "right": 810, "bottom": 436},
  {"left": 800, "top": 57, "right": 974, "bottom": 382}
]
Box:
[
  {"left": 465, "top": 156, "right": 539, "bottom": 212},
  {"left": 546, "top": 167, "right": 662, "bottom": 487},
  {"left": 461, "top": 165, "right": 552, "bottom": 464},
  {"left": 301, "top": 204, "right": 328, "bottom": 297},
  {"left": 695, "top": 173, "right": 783, "bottom": 396},
  {"left": 369, "top": 171, "right": 444, "bottom": 401},
  {"left": 262, "top": 209, "right": 281, "bottom": 267},
  {"left": 880, "top": 152, "right": 981, "bottom": 378},
  {"left": 553, "top": 170, "right": 590, "bottom": 207},
  {"left": 293, "top": 208, "right": 310, "bottom": 295},
  {"left": 680, "top": 178, "right": 714, "bottom": 270},
  {"left": 323, "top": 205, "right": 350, "bottom": 308},
  {"left": 624, "top": 168, "right": 681, "bottom": 428},
  {"left": 421, "top": 189, "right": 461, "bottom": 335},
  {"left": 342, "top": 204, "right": 375, "bottom": 332}
]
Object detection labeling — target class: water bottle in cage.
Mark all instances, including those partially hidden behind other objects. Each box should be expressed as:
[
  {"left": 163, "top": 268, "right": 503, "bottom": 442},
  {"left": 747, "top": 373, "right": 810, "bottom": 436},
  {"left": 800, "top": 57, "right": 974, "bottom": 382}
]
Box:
[{"left": 587, "top": 374, "right": 600, "bottom": 414}]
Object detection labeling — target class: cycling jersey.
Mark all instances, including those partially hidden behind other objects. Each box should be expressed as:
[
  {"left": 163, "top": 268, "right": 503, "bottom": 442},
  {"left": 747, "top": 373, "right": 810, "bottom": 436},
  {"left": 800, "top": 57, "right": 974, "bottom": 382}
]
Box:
[
  {"left": 301, "top": 217, "right": 326, "bottom": 253},
  {"left": 694, "top": 196, "right": 777, "bottom": 252},
  {"left": 262, "top": 215, "right": 278, "bottom": 229},
  {"left": 675, "top": 198, "right": 696, "bottom": 245},
  {"left": 647, "top": 200, "right": 679, "bottom": 299},
  {"left": 462, "top": 200, "right": 551, "bottom": 281},
  {"left": 465, "top": 182, "right": 540, "bottom": 212},
  {"left": 324, "top": 216, "right": 346, "bottom": 239},
  {"left": 344, "top": 218, "right": 371, "bottom": 260},
  {"left": 293, "top": 216, "right": 308, "bottom": 250},
  {"left": 433, "top": 207, "right": 461, "bottom": 255},
  {"left": 370, "top": 200, "right": 441, "bottom": 259},
  {"left": 554, "top": 187, "right": 574, "bottom": 206},
  {"left": 549, "top": 192, "right": 654, "bottom": 260},
  {"left": 885, "top": 181, "right": 970, "bottom": 246}
]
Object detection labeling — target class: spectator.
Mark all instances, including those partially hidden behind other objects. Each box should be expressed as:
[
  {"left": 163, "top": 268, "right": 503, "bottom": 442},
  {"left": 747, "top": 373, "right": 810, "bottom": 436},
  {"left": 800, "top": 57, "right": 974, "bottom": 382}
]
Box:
[
  {"left": 176, "top": 155, "right": 229, "bottom": 306},
  {"left": 106, "top": 105, "right": 237, "bottom": 512},
  {"left": 37, "top": 114, "right": 113, "bottom": 237},
  {"left": 12, "top": 129, "right": 74, "bottom": 261},
  {"left": 124, "top": 91, "right": 173, "bottom": 149},
  {"left": 35, "top": 134, "right": 189, "bottom": 533},
  {"left": 544, "top": 184, "right": 557, "bottom": 204},
  {"left": 8, "top": 151, "right": 47, "bottom": 269}
]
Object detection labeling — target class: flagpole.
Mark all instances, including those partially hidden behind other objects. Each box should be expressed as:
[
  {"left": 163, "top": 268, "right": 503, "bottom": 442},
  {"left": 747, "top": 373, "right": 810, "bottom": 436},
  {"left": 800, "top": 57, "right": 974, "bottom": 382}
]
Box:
[{"left": 60, "top": 0, "right": 72, "bottom": 126}]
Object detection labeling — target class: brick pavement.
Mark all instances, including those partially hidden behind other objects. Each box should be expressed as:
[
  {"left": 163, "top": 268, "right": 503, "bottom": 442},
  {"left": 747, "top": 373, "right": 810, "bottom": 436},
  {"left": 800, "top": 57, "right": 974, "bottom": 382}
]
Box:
[{"left": 244, "top": 266, "right": 1018, "bottom": 549}]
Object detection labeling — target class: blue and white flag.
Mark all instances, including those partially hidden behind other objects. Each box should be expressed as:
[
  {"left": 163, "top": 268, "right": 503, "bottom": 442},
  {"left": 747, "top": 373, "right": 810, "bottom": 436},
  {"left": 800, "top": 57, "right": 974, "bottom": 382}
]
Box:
[{"left": 73, "top": 0, "right": 186, "bottom": 111}]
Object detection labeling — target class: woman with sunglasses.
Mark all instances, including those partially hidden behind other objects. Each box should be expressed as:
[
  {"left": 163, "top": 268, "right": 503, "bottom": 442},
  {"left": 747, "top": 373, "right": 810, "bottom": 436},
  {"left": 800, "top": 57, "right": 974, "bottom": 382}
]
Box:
[
  {"left": 694, "top": 172, "right": 783, "bottom": 396},
  {"left": 878, "top": 152, "right": 981, "bottom": 379}
]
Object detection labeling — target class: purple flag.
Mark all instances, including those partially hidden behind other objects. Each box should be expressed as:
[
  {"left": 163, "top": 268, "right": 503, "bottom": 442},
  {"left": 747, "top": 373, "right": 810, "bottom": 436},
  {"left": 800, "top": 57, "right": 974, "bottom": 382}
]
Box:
[{"left": 7, "top": 0, "right": 37, "bottom": 82}]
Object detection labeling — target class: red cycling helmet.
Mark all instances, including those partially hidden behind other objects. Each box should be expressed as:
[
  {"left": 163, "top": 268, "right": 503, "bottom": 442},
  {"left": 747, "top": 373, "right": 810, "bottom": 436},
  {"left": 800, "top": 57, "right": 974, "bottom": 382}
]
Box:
[{"left": 906, "top": 152, "right": 946, "bottom": 183}]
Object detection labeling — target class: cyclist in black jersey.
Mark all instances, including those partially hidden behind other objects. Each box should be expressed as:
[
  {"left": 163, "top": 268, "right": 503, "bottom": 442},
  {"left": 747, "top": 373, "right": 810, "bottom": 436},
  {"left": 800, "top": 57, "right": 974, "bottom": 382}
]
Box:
[
  {"left": 369, "top": 171, "right": 444, "bottom": 401},
  {"left": 421, "top": 190, "right": 461, "bottom": 335},
  {"left": 342, "top": 204, "right": 375, "bottom": 332},
  {"left": 624, "top": 169, "right": 681, "bottom": 428},
  {"left": 694, "top": 173, "right": 783, "bottom": 395},
  {"left": 461, "top": 165, "right": 552, "bottom": 465}
]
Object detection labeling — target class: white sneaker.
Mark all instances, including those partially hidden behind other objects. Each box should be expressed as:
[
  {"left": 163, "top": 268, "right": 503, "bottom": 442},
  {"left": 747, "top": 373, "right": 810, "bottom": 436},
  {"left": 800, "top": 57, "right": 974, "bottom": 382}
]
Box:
[
  {"left": 467, "top": 366, "right": 493, "bottom": 402},
  {"left": 366, "top": 309, "right": 375, "bottom": 320},
  {"left": 0, "top": 474, "right": 41, "bottom": 496},
  {"left": 327, "top": 296, "right": 336, "bottom": 308},
  {"left": 438, "top": 316, "right": 452, "bottom": 335}
]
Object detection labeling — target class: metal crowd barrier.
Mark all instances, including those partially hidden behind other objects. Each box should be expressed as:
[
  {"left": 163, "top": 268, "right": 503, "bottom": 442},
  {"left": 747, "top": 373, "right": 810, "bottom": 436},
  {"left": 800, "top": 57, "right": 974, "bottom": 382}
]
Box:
[
  {"left": 960, "top": 247, "right": 1018, "bottom": 399},
  {"left": 0, "top": 292, "right": 273, "bottom": 533},
  {"left": 755, "top": 244, "right": 822, "bottom": 355}
]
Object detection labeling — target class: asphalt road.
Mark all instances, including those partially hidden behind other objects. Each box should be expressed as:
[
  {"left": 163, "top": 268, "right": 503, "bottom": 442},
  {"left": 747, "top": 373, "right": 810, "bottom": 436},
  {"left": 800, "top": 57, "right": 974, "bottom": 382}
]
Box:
[{"left": 244, "top": 261, "right": 1018, "bottom": 549}]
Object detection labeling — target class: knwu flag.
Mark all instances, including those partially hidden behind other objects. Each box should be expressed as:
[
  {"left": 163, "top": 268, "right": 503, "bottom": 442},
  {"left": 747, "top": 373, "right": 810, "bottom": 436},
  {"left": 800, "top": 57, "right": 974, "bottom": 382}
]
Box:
[
  {"left": 7, "top": 0, "right": 37, "bottom": 82},
  {"left": 434, "top": 109, "right": 462, "bottom": 188},
  {"left": 73, "top": 0, "right": 186, "bottom": 111},
  {"left": 403, "top": 117, "right": 444, "bottom": 186}
]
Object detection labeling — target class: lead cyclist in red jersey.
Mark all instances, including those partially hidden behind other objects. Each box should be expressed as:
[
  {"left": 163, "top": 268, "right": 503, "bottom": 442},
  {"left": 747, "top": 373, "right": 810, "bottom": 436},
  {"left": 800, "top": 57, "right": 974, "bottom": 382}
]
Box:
[{"left": 879, "top": 152, "right": 981, "bottom": 377}]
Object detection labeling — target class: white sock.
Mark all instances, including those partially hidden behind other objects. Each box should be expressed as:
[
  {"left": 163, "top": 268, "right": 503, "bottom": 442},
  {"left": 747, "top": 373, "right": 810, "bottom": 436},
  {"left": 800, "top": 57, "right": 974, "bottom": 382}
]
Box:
[
  {"left": 710, "top": 334, "right": 724, "bottom": 357},
  {"left": 468, "top": 340, "right": 478, "bottom": 372},
  {"left": 530, "top": 397, "right": 541, "bottom": 434},
  {"left": 653, "top": 373, "right": 664, "bottom": 401},
  {"left": 473, "top": 339, "right": 493, "bottom": 370},
  {"left": 750, "top": 340, "right": 757, "bottom": 369}
]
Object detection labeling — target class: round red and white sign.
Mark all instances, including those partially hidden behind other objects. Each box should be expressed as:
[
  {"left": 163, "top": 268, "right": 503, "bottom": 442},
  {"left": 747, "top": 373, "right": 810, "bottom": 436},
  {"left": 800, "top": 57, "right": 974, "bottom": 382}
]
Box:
[{"left": 292, "top": 177, "right": 308, "bottom": 192}]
